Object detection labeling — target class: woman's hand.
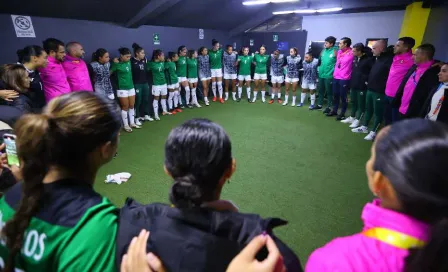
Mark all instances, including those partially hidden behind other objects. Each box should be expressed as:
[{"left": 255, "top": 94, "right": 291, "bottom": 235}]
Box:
[
  {"left": 226, "top": 234, "right": 286, "bottom": 272},
  {"left": 0, "top": 143, "right": 22, "bottom": 181},
  {"left": 0, "top": 90, "right": 19, "bottom": 102},
  {"left": 113, "top": 58, "right": 119, "bottom": 64},
  {"left": 121, "top": 230, "right": 166, "bottom": 272}
]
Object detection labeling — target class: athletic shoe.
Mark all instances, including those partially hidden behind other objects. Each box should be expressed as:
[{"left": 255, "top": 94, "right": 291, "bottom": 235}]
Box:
[
  {"left": 262, "top": 97, "right": 266, "bottom": 103},
  {"left": 135, "top": 119, "right": 142, "bottom": 126},
  {"left": 341, "top": 116, "right": 355, "bottom": 124},
  {"left": 225, "top": 95, "right": 229, "bottom": 101},
  {"left": 220, "top": 98, "right": 224, "bottom": 104},
  {"left": 291, "top": 102, "right": 296, "bottom": 107},
  {"left": 336, "top": 114, "right": 345, "bottom": 121},
  {"left": 326, "top": 111, "right": 338, "bottom": 117},
  {"left": 144, "top": 115, "right": 154, "bottom": 122},
  {"left": 236, "top": 98, "right": 241, "bottom": 102},
  {"left": 154, "top": 116, "right": 161, "bottom": 121},
  {"left": 180, "top": 104, "right": 185, "bottom": 109},
  {"left": 162, "top": 111, "right": 172, "bottom": 116},
  {"left": 205, "top": 100, "right": 210, "bottom": 106},
  {"left": 194, "top": 102, "right": 202, "bottom": 108},
  {"left": 323, "top": 107, "right": 331, "bottom": 114},
  {"left": 213, "top": 97, "right": 217, "bottom": 102},
  {"left": 349, "top": 119, "right": 360, "bottom": 128},
  {"left": 364, "top": 131, "right": 376, "bottom": 141},
  {"left": 282, "top": 100, "right": 288, "bottom": 106},
  {"left": 278, "top": 99, "right": 283, "bottom": 104},
  {"left": 297, "top": 103, "right": 304, "bottom": 107},
  {"left": 248, "top": 99, "right": 252, "bottom": 103},
  {"left": 130, "top": 124, "right": 141, "bottom": 129},
  {"left": 309, "top": 105, "right": 316, "bottom": 110},
  {"left": 251, "top": 98, "right": 257, "bottom": 103},
  {"left": 175, "top": 108, "right": 183, "bottom": 113},
  {"left": 352, "top": 126, "right": 369, "bottom": 134},
  {"left": 313, "top": 105, "right": 323, "bottom": 110},
  {"left": 170, "top": 110, "right": 177, "bottom": 115},
  {"left": 187, "top": 104, "right": 193, "bottom": 109},
  {"left": 124, "top": 126, "right": 133, "bottom": 133},
  {"left": 269, "top": 99, "right": 275, "bottom": 104}
]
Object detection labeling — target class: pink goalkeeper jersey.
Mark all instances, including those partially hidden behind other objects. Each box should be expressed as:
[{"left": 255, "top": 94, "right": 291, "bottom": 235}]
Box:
[
  {"left": 333, "top": 47, "right": 354, "bottom": 80},
  {"left": 62, "top": 55, "right": 93, "bottom": 92},
  {"left": 39, "top": 56, "right": 71, "bottom": 102},
  {"left": 385, "top": 52, "right": 414, "bottom": 98}
]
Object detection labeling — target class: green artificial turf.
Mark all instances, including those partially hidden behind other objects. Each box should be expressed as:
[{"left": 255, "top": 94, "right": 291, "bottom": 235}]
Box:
[{"left": 94, "top": 93, "right": 373, "bottom": 264}]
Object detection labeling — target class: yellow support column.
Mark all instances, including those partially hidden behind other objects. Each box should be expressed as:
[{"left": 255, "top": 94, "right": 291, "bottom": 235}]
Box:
[{"left": 399, "top": 2, "right": 431, "bottom": 47}]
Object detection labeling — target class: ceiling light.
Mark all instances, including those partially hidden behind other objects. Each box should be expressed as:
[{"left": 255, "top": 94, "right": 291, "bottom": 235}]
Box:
[
  {"left": 273, "top": 10, "right": 295, "bottom": 15},
  {"left": 294, "top": 9, "right": 318, "bottom": 13},
  {"left": 243, "top": 0, "right": 298, "bottom": 5},
  {"left": 273, "top": 7, "right": 343, "bottom": 14},
  {"left": 317, "top": 7, "right": 343, "bottom": 12}
]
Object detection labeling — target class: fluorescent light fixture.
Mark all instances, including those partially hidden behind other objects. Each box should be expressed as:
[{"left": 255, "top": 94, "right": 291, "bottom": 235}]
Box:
[
  {"left": 273, "top": 7, "right": 343, "bottom": 14},
  {"left": 243, "top": 0, "right": 298, "bottom": 5}
]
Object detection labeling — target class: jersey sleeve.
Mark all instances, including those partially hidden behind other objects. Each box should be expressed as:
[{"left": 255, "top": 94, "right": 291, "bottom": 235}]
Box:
[
  {"left": 110, "top": 62, "right": 117, "bottom": 72},
  {"left": 56, "top": 200, "right": 118, "bottom": 272}
]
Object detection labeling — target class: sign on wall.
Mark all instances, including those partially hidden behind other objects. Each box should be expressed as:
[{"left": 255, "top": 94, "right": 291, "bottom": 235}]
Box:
[
  {"left": 11, "top": 15, "right": 36, "bottom": 38},
  {"left": 233, "top": 42, "right": 237, "bottom": 49},
  {"left": 199, "top": 29, "right": 204, "bottom": 40},
  {"left": 277, "top": 42, "right": 289, "bottom": 51},
  {"left": 273, "top": 34, "right": 279, "bottom": 42},
  {"left": 249, "top": 39, "right": 254, "bottom": 46},
  {"left": 153, "top": 33, "right": 160, "bottom": 45}
]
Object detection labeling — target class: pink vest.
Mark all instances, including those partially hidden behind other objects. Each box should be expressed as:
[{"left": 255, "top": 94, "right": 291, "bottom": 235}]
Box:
[
  {"left": 333, "top": 48, "right": 354, "bottom": 80},
  {"left": 62, "top": 55, "right": 93, "bottom": 92},
  {"left": 39, "top": 56, "right": 71, "bottom": 102},
  {"left": 385, "top": 52, "right": 414, "bottom": 97},
  {"left": 306, "top": 199, "right": 429, "bottom": 272}
]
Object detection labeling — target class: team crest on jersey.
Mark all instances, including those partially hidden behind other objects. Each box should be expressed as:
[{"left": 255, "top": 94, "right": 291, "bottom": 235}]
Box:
[
  {"left": 126, "top": 67, "right": 129, "bottom": 72},
  {"left": 330, "top": 54, "right": 334, "bottom": 58},
  {"left": 400, "top": 60, "right": 404, "bottom": 64}
]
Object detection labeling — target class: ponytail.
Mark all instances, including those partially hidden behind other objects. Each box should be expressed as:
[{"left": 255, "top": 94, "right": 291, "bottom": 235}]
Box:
[
  {"left": 91, "top": 48, "right": 108, "bottom": 63},
  {"left": 169, "top": 175, "right": 204, "bottom": 208},
  {"left": 405, "top": 218, "right": 448, "bottom": 272},
  {"left": 2, "top": 114, "right": 49, "bottom": 272}
]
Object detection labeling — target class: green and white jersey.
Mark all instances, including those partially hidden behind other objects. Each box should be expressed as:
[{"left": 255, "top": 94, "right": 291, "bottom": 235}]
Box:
[
  {"left": 165, "top": 61, "right": 178, "bottom": 85},
  {"left": 147, "top": 61, "right": 167, "bottom": 86},
  {"left": 0, "top": 180, "right": 118, "bottom": 272},
  {"left": 110, "top": 61, "right": 134, "bottom": 90},
  {"left": 187, "top": 58, "right": 198, "bottom": 79},
  {"left": 238, "top": 55, "right": 253, "bottom": 76},
  {"left": 254, "top": 54, "right": 269, "bottom": 74},
  {"left": 208, "top": 48, "right": 223, "bottom": 69},
  {"left": 176, "top": 56, "right": 187, "bottom": 77},
  {"left": 318, "top": 46, "right": 338, "bottom": 79}
]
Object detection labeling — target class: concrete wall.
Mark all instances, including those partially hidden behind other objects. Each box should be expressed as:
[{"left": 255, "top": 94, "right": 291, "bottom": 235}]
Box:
[
  {"left": 423, "top": 3, "right": 448, "bottom": 61},
  {"left": 242, "top": 31, "right": 308, "bottom": 57}
]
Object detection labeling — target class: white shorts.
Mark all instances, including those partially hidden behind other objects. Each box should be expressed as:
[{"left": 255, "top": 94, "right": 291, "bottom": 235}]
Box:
[
  {"left": 168, "top": 83, "right": 180, "bottom": 90},
  {"left": 238, "top": 75, "right": 252, "bottom": 82},
  {"left": 178, "top": 77, "right": 187, "bottom": 83},
  {"left": 285, "top": 77, "right": 300, "bottom": 83},
  {"left": 253, "top": 73, "right": 267, "bottom": 80},
  {"left": 301, "top": 79, "right": 317, "bottom": 90},
  {"left": 224, "top": 73, "right": 237, "bottom": 80},
  {"left": 152, "top": 85, "right": 168, "bottom": 96},
  {"left": 200, "top": 77, "right": 211, "bottom": 81},
  {"left": 211, "top": 69, "right": 223, "bottom": 78},
  {"left": 271, "top": 76, "right": 284, "bottom": 84},
  {"left": 188, "top": 78, "right": 198, "bottom": 83},
  {"left": 117, "top": 88, "right": 136, "bottom": 98}
]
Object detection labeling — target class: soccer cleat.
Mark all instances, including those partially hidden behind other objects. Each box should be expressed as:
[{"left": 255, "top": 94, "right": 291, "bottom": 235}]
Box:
[
  {"left": 175, "top": 108, "right": 183, "bottom": 113},
  {"left": 180, "top": 104, "right": 185, "bottom": 109},
  {"left": 364, "top": 131, "right": 376, "bottom": 141},
  {"left": 144, "top": 115, "right": 154, "bottom": 122},
  {"left": 323, "top": 107, "right": 331, "bottom": 114},
  {"left": 336, "top": 114, "right": 345, "bottom": 121},
  {"left": 349, "top": 119, "right": 360, "bottom": 128},
  {"left": 309, "top": 105, "right": 316, "bottom": 110},
  {"left": 154, "top": 116, "right": 161, "bottom": 121},
  {"left": 135, "top": 119, "right": 142, "bottom": 126},
  {"left": 130, "top": 124, "right": 141, "bottom": 129},
  {"left": 269, "top": 99, "right": 275, "bottom": 104},
  {"left": 123, "top": 126, "right": 133, "bottom": 133},
  {"left": 162, "top": 111, "right": 172, "bottom": 116},
  {"left": 213, "top": 97, "right": 217, "bottom": 102},
  {"left": 291, "top": 102, "right": 296, "bottom": 107},
  {"left": 278, "top": 99, "right": 283, "bottom": 104},
  {"left": 236, "top": 98, "right": 241, "bottom": 102},
  {"left": 282, "top": 100, "right": 288, "bottom": 106},
  {"left": 297, "top": 103, "right": 304, "bottom": 107},
  {"left": 261, "top": 97, "right": 266, "bottom": 103},
  {"left": 220, "top": 98, "right": 224, "bottom": 104},
  {"left": 170, "top": 110, "right": 177, "bottom": 115},
  {"left": 352, "top": 126, "right": 369, "bottom": 134},
  {"left": 313, "top": 105, "right": 323, "bottom": 110},
  {"left": 341, "top": 116, "right": 355, "bottom": 124},
  {"left": 187, "top": 104, "right": 193, "bottom": 109},
  {"left": 326, "top": 111, "right": 338, "bottom": 117},
  {"left": 205, "top": 100, "right": 210, "bottom": 106},
  {"left": 251, "top": 97, "right": 257, "bottom": 103}
]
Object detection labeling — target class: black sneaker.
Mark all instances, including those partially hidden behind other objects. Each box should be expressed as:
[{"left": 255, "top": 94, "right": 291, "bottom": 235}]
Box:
[
  {"left": 187, "top": 104, "right": 193, "bottom": 109},
  {"left": 323, "top": 107, "right": 331, "bottom": 114},
  {"left": 326, "top": 111, "right": 338, "bottom": 117},
  {"left": 336, "top": 114, "right": 345, "bottom": 121},
  {"left": 313, "top": 105, "right": 323, "bottom": 111},
  {"left": 180, "top": 104, "right": 185, "bottom": 109}
]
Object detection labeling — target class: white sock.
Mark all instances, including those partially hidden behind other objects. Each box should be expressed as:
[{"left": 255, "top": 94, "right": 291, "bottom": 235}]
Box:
[
  {"left": 174, "top": 91, "right": 179, "bottom": 108},
  {"left": 161, "top": 98, "right": 168, "bottom": 112},
  {"left": 261, "top": 91, "right": 266, "bottom": 99},
  {"left": 253, "top": 91, "right": 258, "bottom": 100},
  {"left": 301, "top": 93, "right": 306, "bottom": 104},
  {"left": 153, "top": 100, "right": 159, "bottom": 117},
  {"left": 212, "top": 82, "right": 217, "bottom": 97},
  {"left": 192, "top": 88, "right": 197, "bottom": 104},
  {"left": 185, "top": 86, "right": 191, "bottom": 104},
  {"left": 225, "top": 92, "right": 229, "bottom": 100},
  {"left": 277, "top": 92, "right": 281, "bottom": 99},
  {"left": 285, "top": 95, "right": 289, "bottom": 102},
  {"left": 238, "top": 87, "right": 242, "bottom": 98},
  {"left": 247, "top": 88, "right": 251, "bottom": 99},
  {"left": 292, "top": 96, "right": 296, "bottom": 105},
  {"left": 168, "top": 92, "right": 174, "bottom": 110},
  {"left": 121, "top": 110, "right": 129, "bottom": 127},
  {"left": 232, "top": 92, "right": 236, "bottom": 100},
  {"left": 311, "top": 94, "right": 316, "bottom": 105},
  {"left": 129, "top": 108, "right": 135, "bottom": 125},
  {"left": 217, "top": 81, "right": 223, "bottom": 98},
  {"left": 204, "top": 96, "right": 209, "bottom": 102},
  {"left": 271, "top": 92, "right": 275, "bottom": 99}
]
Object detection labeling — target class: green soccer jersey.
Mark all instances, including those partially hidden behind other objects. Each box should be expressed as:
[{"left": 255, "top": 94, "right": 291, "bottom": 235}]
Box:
[
  {"left": 0, "top": 181, "right": 118, "bottom": 272},
  {"left": 110, "top": 61, "right": 134, "bottom": 90},
  {"left": 318, "top": 46, "right": 338, "bottom": 79},
  {"left": 147, "top": 61, "right": 166, "bottom": 86},
  {"left": 165, "top": 61, "right": 178, "bottom": 85},
  {"left": 254, "top": 54, "right": 269, "bottom": 74},
  {"left": 209, "top": 48, "right": 223, "bottom": 69},
  {"left": 238, "top": 55, "right": 253, "bottom": 76},
  {"left": 176, "top": 56, "right": 187, "bottom": 77},
  {"left": 187, "top": 58, "right": 198, "bottom": 78}
]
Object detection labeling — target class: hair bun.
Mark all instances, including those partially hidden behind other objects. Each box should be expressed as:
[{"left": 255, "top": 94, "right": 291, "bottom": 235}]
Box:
[
  {"left": 169, "top": 175, "right": 203, "bottom": 208},
  {"left": 132, "top": 43, "right": 140, "bottom": 49}
]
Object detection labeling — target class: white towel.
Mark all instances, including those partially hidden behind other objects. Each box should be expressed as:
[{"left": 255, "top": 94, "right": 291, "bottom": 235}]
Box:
[{"left": 105, "top": 172, "right": 132, "bottom": 185}]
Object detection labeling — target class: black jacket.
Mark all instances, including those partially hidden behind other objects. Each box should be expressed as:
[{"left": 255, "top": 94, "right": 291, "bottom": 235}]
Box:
[
  {"left": 420, "top": 84, "right": 448, "bottom": 124},
  {"left": 27, "top": 69, "right": 45, "bottom": 111},
  {"left": 367, "top": 51, "right": 394, "bottom": 94},
  {"left": 0, "top": 81, "right": 33, "bottom": 114},
  {"left": 117, "top": 199, "right": 303, "bottom": 272},
  {"left": 350, "top": 54, "right": 374, "bottom": 90},
  {"left": 131, "top": 57, "right": 149, "bottom": 85},
  {"left": 393, "top": 64, "right": 441, "bottom": 118}
]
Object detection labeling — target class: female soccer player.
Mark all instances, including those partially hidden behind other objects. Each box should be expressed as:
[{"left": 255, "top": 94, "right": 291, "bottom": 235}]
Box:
[
  {"left": 166, "top": 52, "right": 181, "bottom": 114},
  {"left": 91, "top": 48, "right": 115, "bottom": 101},
  {"left": 237, "top": 46, "right": 253, "bottom": 102},
  {"left": 176, "top": 45, "right": 189, "bottom": 108},
  {"left": 223, "top": 45, "right": 238, "bottom": 101},
  {"left": 131, "top": 43, "right": 153, "bottom": 123},
  {"left": 187, "top": 49, "right": 201, "bottom": 108},
  {"left": 269, "top": 49, "right": 285, "bottom": 104},
  {"left": 209, "top": 39, "right": 224, "bottom": 103},
  {"left": 252, "top": 45, "right": 270, "bottom": 103},
  {"left": 283, "top": 47, "right": 302, "bottom": 106},
  {"left": 110, "top": 47, "right": 140, "bottom": 132},
  {"left": 298, "top": 52, "right": 318, "bottom": 109},
  {"left": 147, "top": 49, "right": 169, "bottom": 120},
  {"left": 198, "top": 47, "right": 211, "bottom": 106}
]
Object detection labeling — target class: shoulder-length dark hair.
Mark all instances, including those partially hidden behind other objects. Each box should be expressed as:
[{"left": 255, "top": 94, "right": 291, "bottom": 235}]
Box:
[{"left": 0, "top": 64, "right": 29, "bottom": 93}]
